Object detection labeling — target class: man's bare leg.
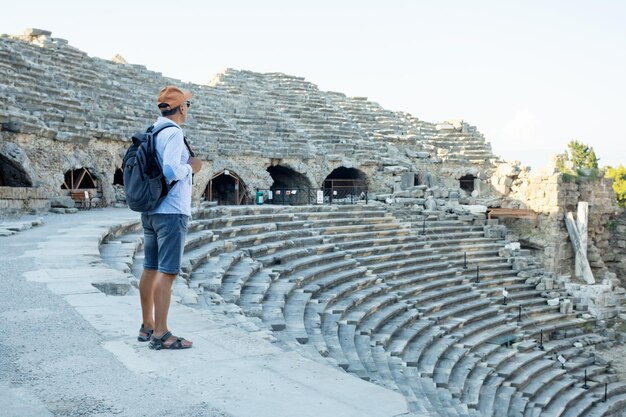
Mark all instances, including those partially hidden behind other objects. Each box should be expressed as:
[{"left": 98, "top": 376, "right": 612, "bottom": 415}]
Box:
[
  {"left": 139, "top": 269, "right": 158, "bottom": 333},
  {"left": 153, "top": 272, "right": 192, "bottom": 348}
]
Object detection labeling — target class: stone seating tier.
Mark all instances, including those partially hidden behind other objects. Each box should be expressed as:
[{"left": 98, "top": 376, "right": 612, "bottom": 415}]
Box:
[
  {"left": 1, "top": 33, "right": 498, "bottom": 168},
  {"left": 95, "top": 203, "right": 623, "bottom": 417}
]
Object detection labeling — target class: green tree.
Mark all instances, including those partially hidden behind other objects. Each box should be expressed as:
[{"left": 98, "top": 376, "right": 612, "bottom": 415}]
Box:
[
  {"left": 606, "top": 165, "right": 626, "bottom": 208},
  {"left": 568, "top": 140, "right": 591, "bottom": 170},
  {"left": 586, "top": 149, "right": 599, "bottom": 170},
  {"left": 568, "top": 140, "right": 599, "bottom": 171},
  {"left": 557, "top": 140, "right": 600, "bottom": 176}
]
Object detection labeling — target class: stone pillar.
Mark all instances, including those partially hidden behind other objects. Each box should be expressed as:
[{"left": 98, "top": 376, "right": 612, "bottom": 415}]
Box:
[
  {"left": 575, "top": 202, "right": 589, "bottom": 278},
  {"left": 565, "top": 211, "right": 595, "bottom": 284}
]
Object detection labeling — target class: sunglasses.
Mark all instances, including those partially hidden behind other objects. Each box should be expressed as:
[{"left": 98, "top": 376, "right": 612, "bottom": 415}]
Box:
[{"left": 186, "top": 100, "right": 192, "bottom": 108}]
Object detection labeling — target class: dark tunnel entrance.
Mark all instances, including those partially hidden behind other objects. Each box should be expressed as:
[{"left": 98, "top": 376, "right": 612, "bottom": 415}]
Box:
[
  {"left": 323, "top": 167, "right": 368, "bottom": 204},
  {"left": 459, "top": 174, "right": 476, "bottom": 193},
  {"left": 0, "top": 154, "right": 32, "bottom": 187},
  {"left": 266, "top": 165, "right": 313, "bottom": 205},
  {"left": 205, "top": 170, "right": 249, "bottom": 205}
]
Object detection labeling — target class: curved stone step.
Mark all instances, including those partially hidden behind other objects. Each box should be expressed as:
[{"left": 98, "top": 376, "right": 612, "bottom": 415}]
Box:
[
  {"left": 189, "top": 248, "right": 242, "bottom": 292},
  {"left": 218, "top": 256, "right": 263, "bottom": 303},
  {"left": 476, "top": 373, "right": 504, "bottom": 414},
  {"left": 255, "top": 239, "right": 332, "bottom": 266},
  {"left": 326, "top": 228, "right": 415, "bottom": 245},
  {"left": 239, "top": 268, "right": 274, "bottom": 317},
  {"left": 272, "top": 250, "right": 347, "bottom": 275}
]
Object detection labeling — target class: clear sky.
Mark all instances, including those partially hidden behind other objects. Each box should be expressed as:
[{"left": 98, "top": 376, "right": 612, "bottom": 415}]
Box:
[{"left": 2, "top": 0, "right": 625, "bottom": 171}]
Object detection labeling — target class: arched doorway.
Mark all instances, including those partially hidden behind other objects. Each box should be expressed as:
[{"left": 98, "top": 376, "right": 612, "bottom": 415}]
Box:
[
  {"left": 459, "top": 174, "right": 476, "bottom": 193},
  {"left": 0, "top": 154, "right": 32, "bottom": 187},
  {"left": 323, "top": 167, "right": 368, "bottom": 204},
  {"left": 204, "top": 170, "right": 249, "bottom": 205},
  {"left": 113, "top": 168, "right": 124, "bottom": 186},
  {"left": 61, "top": 167, "right": 99, "bottom": 206},
  {"left": 61, "top": 168, "right": 97, "bottom": 190},
  {"left": 266, "top": 165, "right": 313, "bottom": 205}
]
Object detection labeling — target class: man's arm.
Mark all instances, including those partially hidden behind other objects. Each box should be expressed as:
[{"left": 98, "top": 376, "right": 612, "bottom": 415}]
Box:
[
  {"left": 161, "top": 131, "right": 192, "bottom": 183},
  {"left": 188, "top": 156, "right": 202, "bottom": 173}
]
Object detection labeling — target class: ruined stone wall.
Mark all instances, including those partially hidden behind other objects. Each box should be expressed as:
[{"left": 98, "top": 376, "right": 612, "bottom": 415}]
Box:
[
  {"left": 608, "top": 211, "right": 626, "bottom": 284},
  {"left": 0, "top": 29, "right": 499, "bottom": 212},
  {"left": 491, "top": 162, "right": 624, "bottom": 281},
  {"left": 579, "top": 178, "right": 626, "bottom": 284},
  {"left": 494, "top": 166, "right": 575, "bottom": 274},
  {"left": 0, "top": 186, "right": 49, "bottom": 217}
]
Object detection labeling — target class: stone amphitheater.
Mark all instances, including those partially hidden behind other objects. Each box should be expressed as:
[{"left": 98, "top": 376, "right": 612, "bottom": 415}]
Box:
[{"left": 2, "top": 28, "right": 626, "bottom": 417}]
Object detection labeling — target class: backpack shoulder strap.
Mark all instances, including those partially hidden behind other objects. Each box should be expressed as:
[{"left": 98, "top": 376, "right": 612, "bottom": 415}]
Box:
[
  {"left": 148, "top": 122, "right": 180, "bottom": 137},
  {"left": 149, "top": 122, "right": 194, "bottom": 157}
]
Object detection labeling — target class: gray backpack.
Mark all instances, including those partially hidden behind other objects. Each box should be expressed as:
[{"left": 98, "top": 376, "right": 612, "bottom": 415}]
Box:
[{"left": 122, "top": 123, "right": 179, "bottom": 212}]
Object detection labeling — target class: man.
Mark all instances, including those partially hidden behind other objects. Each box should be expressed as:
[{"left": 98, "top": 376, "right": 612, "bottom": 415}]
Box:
[{"left": 137, "top": 85, "right": 202, "bottom": 350}]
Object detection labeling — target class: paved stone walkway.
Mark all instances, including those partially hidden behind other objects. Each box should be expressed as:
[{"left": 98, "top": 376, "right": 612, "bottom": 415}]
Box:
[{"left": 0, "top": 208, "right": 411, "bottom": 417}]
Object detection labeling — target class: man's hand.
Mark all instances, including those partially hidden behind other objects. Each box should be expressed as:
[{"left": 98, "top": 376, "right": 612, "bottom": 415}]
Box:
[{"left": 188, "top": 157, "right": 202, "bottom": 174}]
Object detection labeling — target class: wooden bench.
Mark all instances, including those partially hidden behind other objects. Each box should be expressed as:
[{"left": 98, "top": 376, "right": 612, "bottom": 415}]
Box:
[
  {"left": 70, "top": 190, "right": 94, "bottom": 209},
  {"left": 487, "top": 208, "right": 537, "bottom": 221}
]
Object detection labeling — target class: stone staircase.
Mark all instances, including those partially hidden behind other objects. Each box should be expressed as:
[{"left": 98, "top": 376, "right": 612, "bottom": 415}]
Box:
[{"left": 97, "top": 203, "right": 626, "bottom": 417}]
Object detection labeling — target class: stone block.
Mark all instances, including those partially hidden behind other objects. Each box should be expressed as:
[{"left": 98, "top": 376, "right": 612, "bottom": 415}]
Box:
[
  {"left": 560, "top": 299, "right": 573, "bottom": 314},
  {"left": 525, "top": 277, "right": 541, "bottom": 285},
  {"left": 49, "top": 196, "right": 75, "bottom": 208},
  {"left": 424, "top": 197, "right": 437, "bottom": 211},
  {"left": 375, "top": 194, "right": 391, "bottom": 201},
  {"left": 512, "top": 258, "right": 529, "bottom": 271},
  {"left": 24, "top": 28, "right": 52, "bottom": 37},
  {"left": 383, "top": 165, "right": 409, "bottom": 174},
  {"left": 91, "top": 278, "right": 131, "bottom": 296},
  {"left": 506, "top": 242, "right": 521, "bottom": 251},
  {"left": 547, "top": 298, "right": 560, "bottom": 306},
  {"left": 400, "top": 172, "right": 415, "bottom": 190}
]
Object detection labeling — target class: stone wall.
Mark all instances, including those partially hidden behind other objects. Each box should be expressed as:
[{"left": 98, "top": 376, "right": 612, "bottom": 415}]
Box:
[
  {"left": 0, "top": 186, "right": 49, "bottom": 217},
  {"left": 0, "top": 29, "right": 499, "bottom": 211},
  {"left": 490, "top": 161, "right": 625, "bottom": 282},
  {"left": 607, "top": 203, "right": 626, "bottom": 285}
]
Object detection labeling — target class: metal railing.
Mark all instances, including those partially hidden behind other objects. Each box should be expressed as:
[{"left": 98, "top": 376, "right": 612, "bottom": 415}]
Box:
[
  {"left": 256, "top": 181, "right": 369, "bottom": 206},
  {"left": 256, "top": 187, "right": 317, "bottom": 205},
  {"left": 323, "top": 179, "right": 368, "bottom": 205}
]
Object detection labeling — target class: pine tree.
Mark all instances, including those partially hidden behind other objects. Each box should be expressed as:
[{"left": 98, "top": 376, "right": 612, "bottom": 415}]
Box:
[{"left": 568, "top": 140, "right": 591, "bottom": 171}]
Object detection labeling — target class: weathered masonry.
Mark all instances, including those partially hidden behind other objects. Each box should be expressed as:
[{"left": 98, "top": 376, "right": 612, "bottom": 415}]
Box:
[{"left": 0, "top": 29, "right": 496, "bottom": 211}]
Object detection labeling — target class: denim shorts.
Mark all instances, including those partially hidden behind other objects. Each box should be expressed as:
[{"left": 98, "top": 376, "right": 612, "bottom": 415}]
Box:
[{"left": 141, "top": 213, "right": 188, "bottom": 275}]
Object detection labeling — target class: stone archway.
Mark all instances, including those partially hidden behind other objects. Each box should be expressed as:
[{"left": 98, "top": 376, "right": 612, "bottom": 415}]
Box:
[
  {"left": 61, "top": 168, "right": 97, "bottom": 190},
  {"left": 204, "top": 170, "right": 249, "bottom": 205},
  {"left": 267, "top": 165, "right": 313, "bottom": 205},
  {"left": 0, "top": 154, "right": 33, "bottom": 187},
  {"left": 323, "top": 167, "right": 368, "bottom": 203}
]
